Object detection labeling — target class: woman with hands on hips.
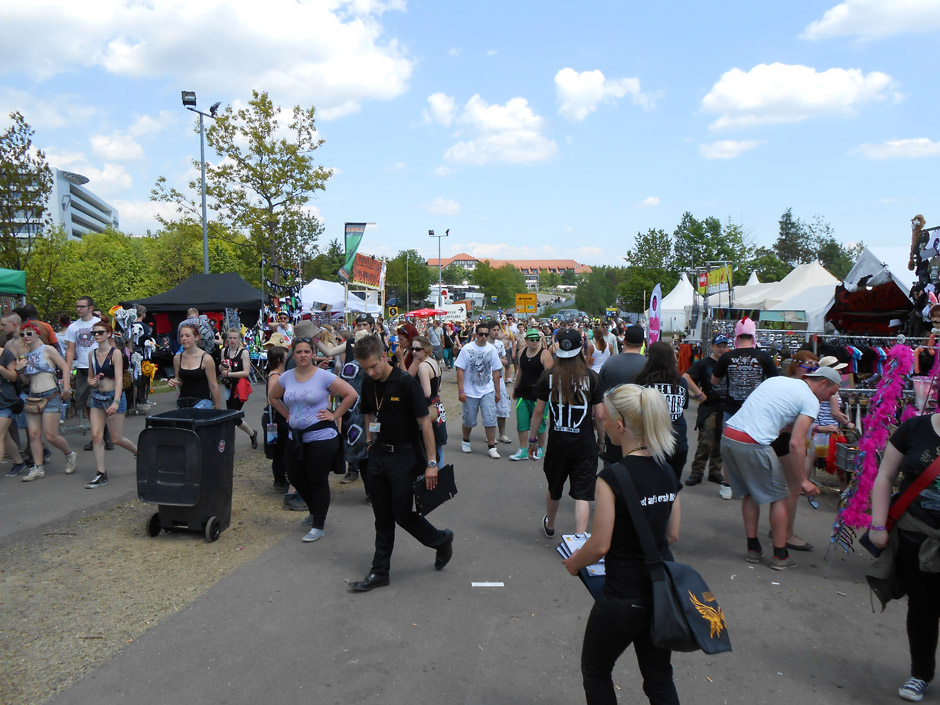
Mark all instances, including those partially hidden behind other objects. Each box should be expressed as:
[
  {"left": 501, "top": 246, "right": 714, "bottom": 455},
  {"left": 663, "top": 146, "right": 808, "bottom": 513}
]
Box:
[{"left": 268, "top": 337, "right": 358, "bottom": 543}]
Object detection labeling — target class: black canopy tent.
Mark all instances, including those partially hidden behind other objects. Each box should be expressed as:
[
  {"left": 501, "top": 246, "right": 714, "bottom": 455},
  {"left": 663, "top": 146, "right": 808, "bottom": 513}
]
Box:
[{"left": 122, "top": 273, "right": 262, "bottom": 313}]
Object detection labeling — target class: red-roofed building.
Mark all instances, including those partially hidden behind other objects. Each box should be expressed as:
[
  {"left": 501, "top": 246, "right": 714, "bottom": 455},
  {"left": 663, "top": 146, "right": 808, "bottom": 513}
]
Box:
[{"left": 426, "top": 253, "right": 591, "bottom": 289}]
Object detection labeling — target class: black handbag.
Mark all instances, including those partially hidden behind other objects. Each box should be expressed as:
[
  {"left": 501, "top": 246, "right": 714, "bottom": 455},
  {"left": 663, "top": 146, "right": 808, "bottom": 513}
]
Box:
[{"left": 609, "top": 463, "right": 732, "bottom": 655}]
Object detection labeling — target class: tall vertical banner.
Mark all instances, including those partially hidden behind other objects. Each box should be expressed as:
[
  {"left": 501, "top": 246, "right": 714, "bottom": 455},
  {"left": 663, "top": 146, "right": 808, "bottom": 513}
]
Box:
[
  {"left": 648, "top": 283, "right": 662, "bottom": 344},
  {"left": 338, "top": 222, "right": 367, "bottom": 282}
]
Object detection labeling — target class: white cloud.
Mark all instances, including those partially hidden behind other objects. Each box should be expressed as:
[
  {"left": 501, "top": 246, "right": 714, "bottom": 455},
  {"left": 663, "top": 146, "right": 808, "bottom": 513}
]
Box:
[
  {"left": 854, "top": 138, "right": 940, "bottom": 159},
  {"left": 698, "top": 139, "right": 764, "bottom": 159},
  {"left": 433, "top": 166, "right": 452, "bottom": 176},
  {"left": 45, "top": 146, "right": 132, "bottom": 196},
  {"left": 128, "top": 111, "right": 175, "bottom": 136},
  {"left": 388, "top": 161, "right": 405, "bottom": 171},
  {"left": 448, "top": 47, "right": 461, "bottom": 56},
  {"left": 701, "top": 63, "right": 901, "bottom": 130},
  {"left": 90, "top": 132, "right": 144, "bottom": 161},
  {"left": 486, "top": 49, "right": 498, "bottom": 57},
  {"left": 422, "top": 197, "right": 461, "bottom": 216},
  {"left": 423, "top": 93, "right": 456, "bottom": 126},
  {"left": 0, "top": 87, "right": 96, "bottom": 129},
  {"left": 555, "top": 67, "right": 658, "bottom": 121},
  {"left": 576, "top": 246, "right": 603, "bottom": 257},
  {"left": 110, "top": 199, "right": 179, "bottom": 234},
  {"left": 437, "top": 94, "right": 557, "bottom": 165},
  {"left": 802, "top": 0, "right": 940, "bottom": 40},
  {"left": 0, "top": 0, "right": 412, "bottom": 120},
  {"left": 636, "top": 196, "right": 660, "bottom": 208}
]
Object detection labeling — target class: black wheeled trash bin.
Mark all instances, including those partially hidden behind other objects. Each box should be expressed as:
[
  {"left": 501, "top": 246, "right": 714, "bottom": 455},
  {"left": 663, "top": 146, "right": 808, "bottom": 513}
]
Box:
[{"left": 137, "top": 408, "right": 244, "bottom": 542}]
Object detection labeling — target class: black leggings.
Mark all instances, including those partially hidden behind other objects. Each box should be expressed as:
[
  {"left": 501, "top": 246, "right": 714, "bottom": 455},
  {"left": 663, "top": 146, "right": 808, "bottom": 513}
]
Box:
[
  {"left": 898, "top": 532, "right": 940, "bottom": 681},
  {"left": 286, "top": 434, "right": 340, "bottom": 530},
  {"left": 581, "top": 594, "right": 679, "bottom": 705}
]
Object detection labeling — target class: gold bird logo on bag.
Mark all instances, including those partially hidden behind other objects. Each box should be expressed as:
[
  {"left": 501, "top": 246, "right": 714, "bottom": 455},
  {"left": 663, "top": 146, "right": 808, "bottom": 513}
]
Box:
[{"left": 689, "top": 591, "right": 726, "bottom": 639}]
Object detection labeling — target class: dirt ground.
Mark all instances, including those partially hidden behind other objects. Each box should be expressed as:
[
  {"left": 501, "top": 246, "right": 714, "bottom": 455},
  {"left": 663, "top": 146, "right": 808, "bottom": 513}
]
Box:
[{"left": 0, "top": 365, "right": 462, "bottom": 705}]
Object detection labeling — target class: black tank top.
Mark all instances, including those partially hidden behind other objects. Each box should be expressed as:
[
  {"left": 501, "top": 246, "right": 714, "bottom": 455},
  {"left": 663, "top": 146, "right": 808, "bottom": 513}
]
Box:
[
  {"left": 515, "top": 346, "right": 545, "bottom": 401},
  {"left": 422, "top": 360, "right": 441, "bottom": 401},
  {"left": 223, "top": 346, "right": 246, "bottom": 386},
  {"left": 179, "top": 353, "right": 211, "bottom": 400}
]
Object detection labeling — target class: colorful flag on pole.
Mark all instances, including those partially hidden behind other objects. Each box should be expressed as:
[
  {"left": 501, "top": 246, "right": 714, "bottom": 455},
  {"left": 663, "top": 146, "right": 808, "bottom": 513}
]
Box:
[
  {"left": 338, "top": 222, "right": 367, "bottom": 281},
  {"left": 648, "top": 283, "right": 662, "bottom": 344}
]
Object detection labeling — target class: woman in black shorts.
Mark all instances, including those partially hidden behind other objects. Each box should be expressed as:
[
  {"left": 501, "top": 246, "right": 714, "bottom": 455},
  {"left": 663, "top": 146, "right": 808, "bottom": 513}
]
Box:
[
  {"left": 528, "top": 329, "right": 605, "bottom": 536},
  {"left": 220, "top": 327, "right": 258, "bottom": 448}
]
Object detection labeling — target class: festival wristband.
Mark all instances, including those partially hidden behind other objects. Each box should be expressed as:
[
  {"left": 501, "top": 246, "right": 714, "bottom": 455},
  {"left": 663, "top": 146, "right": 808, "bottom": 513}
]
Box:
[{"left": 870, "top": 525, "right": 887, "bottom": 532}]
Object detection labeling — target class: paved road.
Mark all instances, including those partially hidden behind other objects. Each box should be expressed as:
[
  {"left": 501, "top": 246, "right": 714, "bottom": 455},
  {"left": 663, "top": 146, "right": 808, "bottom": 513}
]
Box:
[{"left": 9, "top": 379, "right": 910, "bottom": 705}]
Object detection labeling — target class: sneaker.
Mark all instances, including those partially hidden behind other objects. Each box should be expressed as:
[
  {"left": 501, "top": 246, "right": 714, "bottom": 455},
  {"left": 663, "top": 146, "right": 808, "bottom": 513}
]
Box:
[
  {"left": 684, "top": 475, "right": 703, "bottom": 487},
  {"left": 301, "top": 514, "right": 314, "bottom": 526},
  {"left": 707, "top": 474, "right": 724, "bottom": 484},
  {"left": 719, "top": 483, "right": 733, "bottom": 500},
  {"left": 770, "top": 556, "right": 798, "bottom": 571},
  {"left": 534, "top": 447, "right": 544, "bottom": 461},
  {"left": 746, "top": 549, "right": 763, "bottom": 564},
  {"left": 64, "top": 451, "right": 78, "bottom": 475},
  {"left": 899, "top": 677, "right": 928, "bottom": 702},
  {"left": 508, "top": 449, "right": 528, "bottom": 461},
  {"left": 283, "top": 494, "right": 308, "bottom": 512},
  {"left": 487, "top": 447, "right": 500, "bottom": 459},
  {"left": 302, "top": 528, "right": 324, "bottom": 542},
  {"left": 542, "top": 514, "right": 555, "bottom": 538},
  {"left": 339, "top": 470, "right": 359, "bottom": 484},
  {"left": 497, "top": 435, "right": 512, "bottom": 444},
  {"left": 22, "top": 465, "right": 44, "bottom": 482},
  {"left": 5, "top": 461, "right": 27, "bottom": 478},
  {"left": 461, "top": 440, "right": 472, "bottom": 453},
  {"left": 105, "top": 442, "right": 115, "bottom": 451},
  {"left": 84, "top": 441, "right": 93, "bottom": 451},
  {"left": 85, "top": 472, "right": 108, "bottom": 489},
  {"left": 272, "top": 480, "right": 290, "bottom": 492}
]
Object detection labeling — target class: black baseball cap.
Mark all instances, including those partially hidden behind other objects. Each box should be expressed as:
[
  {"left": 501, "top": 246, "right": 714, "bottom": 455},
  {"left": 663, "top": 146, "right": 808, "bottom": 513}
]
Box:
[
  {"left": 555, "top": 329, "right": 583, "bottom": 358},
  {"left": 624, "top": 326, "right": 645, "bottom": 345},
  {"left": 355, "top": 314, "right": 374, "bottom": 325}
]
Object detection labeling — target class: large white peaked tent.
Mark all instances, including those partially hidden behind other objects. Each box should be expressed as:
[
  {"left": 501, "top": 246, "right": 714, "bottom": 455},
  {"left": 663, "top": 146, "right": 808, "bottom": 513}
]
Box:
[{"left": 660, "top": 272, "right": 695, "bottom": 331}]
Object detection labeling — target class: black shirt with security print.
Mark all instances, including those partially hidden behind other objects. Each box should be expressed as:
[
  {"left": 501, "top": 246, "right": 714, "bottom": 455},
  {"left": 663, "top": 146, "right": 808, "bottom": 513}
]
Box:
[
  {"left": 535, "top": 370, "right": 603, "bottom": 453},
  {"left": 360, "top": 368, "right": 427, "bottom": 444},
  {"left": 643, "top": 381, "right": 689, "bottom": 454}
]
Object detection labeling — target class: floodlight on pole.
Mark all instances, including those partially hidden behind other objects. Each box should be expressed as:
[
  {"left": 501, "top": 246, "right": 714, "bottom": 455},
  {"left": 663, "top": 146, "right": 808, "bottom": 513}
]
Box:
[{"left": 181, "top": 90, "right": 221, "bottom": 274}]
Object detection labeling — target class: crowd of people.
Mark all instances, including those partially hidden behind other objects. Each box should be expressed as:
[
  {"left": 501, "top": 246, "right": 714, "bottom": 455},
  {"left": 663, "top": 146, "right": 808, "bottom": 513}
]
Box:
[{"left": 9, "top": 297, "right": 940, "bottom": 705}]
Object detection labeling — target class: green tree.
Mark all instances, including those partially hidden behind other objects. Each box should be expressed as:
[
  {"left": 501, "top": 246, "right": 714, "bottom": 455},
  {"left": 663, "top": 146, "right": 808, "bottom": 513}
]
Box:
[
  {"left": 773, "top": 208, "right": 815, "bottom": 267},
  {"left": 577, "top": 266, "right": 629, "bottom": 315},
  {"left": 470, "top": 261, "right": 526, "bottom": 308},
  {"left": 741, "top": 246, "right": 790, "bottom": 283},
  {"left": 615, "top": 228, "right": 679, "bottom": 312},
  {"left": 439, "top": 262, "right": 466, "bottom": 285},
  {"left": 561, "top": 269, "right": 578, "bottom": 286},
  {"left": 539, "top": 271, "right": 561, "bottom": 290},
  {"left": 304, "top": 238, "right": 345, "bottom": 283},
  {"left": 152, "top": 90, "right": 330, "bottom": 281},
  {"left": 25, "top": 227, "right": 70, "bottom": 320},
  {"left": 0, "top": 111, "right": 53, "bottom": 270},
  {"left": 385, "top": 249, "right": 431, "bottom": 308}
]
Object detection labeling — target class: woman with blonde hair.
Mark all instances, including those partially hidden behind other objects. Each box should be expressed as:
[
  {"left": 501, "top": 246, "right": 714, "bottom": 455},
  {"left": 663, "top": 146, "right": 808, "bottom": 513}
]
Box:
[
  {"left": 220, "top": 327, "right": 258, "bottom": 447},
  {"left": 563, "top": 383, "right": 682, "bottom": 705},
  {"left": 412, "top": 335, "right": 447, "bottom": 465}
]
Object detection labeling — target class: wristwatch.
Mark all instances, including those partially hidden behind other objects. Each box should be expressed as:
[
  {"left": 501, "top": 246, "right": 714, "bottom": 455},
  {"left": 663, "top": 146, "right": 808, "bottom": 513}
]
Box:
[{"left": 427, "top": 460, "right": 438, "bottom": 467}]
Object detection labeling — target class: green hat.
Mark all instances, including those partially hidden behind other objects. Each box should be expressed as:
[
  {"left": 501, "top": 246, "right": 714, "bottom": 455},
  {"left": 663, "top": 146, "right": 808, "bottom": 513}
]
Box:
[{"left": 525, "top": 328, "right": 540, "bottom": 339}]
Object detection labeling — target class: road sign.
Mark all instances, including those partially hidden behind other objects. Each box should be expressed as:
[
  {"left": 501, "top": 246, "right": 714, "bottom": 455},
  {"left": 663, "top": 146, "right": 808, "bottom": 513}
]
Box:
[
  {"left": 387, "top": 306, "right": 398, "bottom": 318},
  {"left": 515, "top": 293, "right": 537, "bottom": 314},
  {"left": 491, "top": 296, "right": 498, "bottom": 303}
]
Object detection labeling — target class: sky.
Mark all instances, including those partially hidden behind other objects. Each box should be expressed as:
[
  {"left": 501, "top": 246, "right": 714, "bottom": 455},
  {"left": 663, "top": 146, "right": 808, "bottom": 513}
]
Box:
[{"left": 2, "top": 0, "right": 939, "bottom": 269}]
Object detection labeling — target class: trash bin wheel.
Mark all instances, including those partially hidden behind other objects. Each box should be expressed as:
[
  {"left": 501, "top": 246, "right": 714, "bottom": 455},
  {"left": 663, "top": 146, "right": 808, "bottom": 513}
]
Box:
[
  {"left": 205, "top": 516, "right": 221, "bottom": 542},
  {"left": 147, "top": 512, "right": 162, "bottom": 537}
]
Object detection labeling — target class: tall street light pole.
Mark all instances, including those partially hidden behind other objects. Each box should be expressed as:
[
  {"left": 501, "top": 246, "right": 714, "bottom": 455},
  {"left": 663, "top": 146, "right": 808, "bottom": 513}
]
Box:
[
  {"left": 429, "top": 228, "right": 449, "bottom": 307},
  {"left": 181, "top": 91, "right": 221, "bottom": 274}
]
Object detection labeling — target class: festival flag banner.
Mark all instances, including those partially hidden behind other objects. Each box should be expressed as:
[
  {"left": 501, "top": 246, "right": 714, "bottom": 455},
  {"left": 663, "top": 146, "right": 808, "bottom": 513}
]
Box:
[
  {"left": 696, "top": 265, "right": 733, "bottom": 295},
  {"left": 649, "top": 284, "right": 662, "bottom": 344},
  {"left": 338, "top": 222, "right": 367, "bottom": 281}
]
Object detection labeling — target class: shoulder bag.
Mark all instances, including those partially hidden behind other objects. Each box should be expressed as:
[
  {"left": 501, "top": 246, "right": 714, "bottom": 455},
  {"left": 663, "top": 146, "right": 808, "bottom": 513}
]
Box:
[{"left": 608, "top": 462, "right": 732, "bottom": 655}]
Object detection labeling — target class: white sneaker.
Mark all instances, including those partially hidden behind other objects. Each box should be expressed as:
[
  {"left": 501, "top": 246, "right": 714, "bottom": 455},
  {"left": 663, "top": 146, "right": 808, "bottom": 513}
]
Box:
[
  {"left": 497, "top": 435, "right": 512, "bottom": 444},
  {"left": 461, "top": 441, "right": 472, "bottom": 453},
  {"left": 64, "top": 451, "right": 78, "bottom": 475},
  {"left": 719, "top": 483, "right": 733, "bottom": 500},
  {"left": 22, "top": 465, "right": 44, "bottom": 482},
  {"left": 302, "top": 528, "right": 324, "bottom": 542},
  {"left": 487, "top": 447, "right": 500, "bottom": 459}
]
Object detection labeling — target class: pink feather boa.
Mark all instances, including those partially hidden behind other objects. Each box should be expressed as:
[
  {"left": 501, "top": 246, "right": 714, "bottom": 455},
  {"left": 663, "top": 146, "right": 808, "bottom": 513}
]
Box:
[{"left": 840, "top": 344, "right": 914, "bottom": 529}]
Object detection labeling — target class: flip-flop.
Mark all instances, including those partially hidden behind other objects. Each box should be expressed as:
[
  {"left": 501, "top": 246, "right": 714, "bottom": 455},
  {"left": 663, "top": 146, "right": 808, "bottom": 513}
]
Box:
[{"left": 786, "top": 540, "right": 814, "bottom": 551}]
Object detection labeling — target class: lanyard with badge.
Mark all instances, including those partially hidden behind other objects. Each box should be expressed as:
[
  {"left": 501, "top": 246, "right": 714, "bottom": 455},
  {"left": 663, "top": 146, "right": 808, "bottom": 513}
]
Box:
[{"left": 370, "top": 379, "right": 391, "bottom": 435}]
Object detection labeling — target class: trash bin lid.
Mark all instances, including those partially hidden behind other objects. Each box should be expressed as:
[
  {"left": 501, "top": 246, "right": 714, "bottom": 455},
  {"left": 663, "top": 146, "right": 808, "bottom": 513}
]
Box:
[{"left": 147, "top": 407, "right": 245, "bottom": 428}]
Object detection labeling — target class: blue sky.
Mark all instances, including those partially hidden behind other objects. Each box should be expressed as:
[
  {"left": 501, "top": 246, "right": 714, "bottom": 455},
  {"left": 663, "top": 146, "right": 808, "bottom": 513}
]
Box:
[{"left": 2, "top": 0, "right": 939, "bottom": 268}]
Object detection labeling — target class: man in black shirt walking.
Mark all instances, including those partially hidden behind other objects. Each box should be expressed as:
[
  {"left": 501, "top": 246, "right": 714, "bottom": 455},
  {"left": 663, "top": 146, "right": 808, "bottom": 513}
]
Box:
[
  {"left": 682, "top": 334, "right": 729, "bottom": 486},
  {"left": 350, "top": 335, "right": 454, "bottom": 592}
]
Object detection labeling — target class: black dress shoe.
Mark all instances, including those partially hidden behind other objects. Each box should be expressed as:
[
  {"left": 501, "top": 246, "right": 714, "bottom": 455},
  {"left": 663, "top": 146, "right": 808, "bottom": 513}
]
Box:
[
  {"left": 350, "top": 573, "right": 390, "bottom": 592},
  {"left": 434, "top": 529, "right": 454, "bottom": 570}
]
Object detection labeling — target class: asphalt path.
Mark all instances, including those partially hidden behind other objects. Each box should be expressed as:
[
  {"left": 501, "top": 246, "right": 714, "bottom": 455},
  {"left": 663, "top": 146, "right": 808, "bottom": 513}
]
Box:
[{"left": 8, "top": 377, "right": 912, "bottom": 705}]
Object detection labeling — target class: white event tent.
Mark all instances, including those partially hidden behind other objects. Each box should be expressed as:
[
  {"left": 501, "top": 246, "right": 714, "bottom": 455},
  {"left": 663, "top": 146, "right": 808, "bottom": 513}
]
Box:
[
  {"left": 660, "top": 272, "right": 695, "bottom": 331},
  {"left": 300, "top": 278, "right": 382, "bottom": 314},
  {"left": 843, "top": 246, "right": 916, "bottom": 294}
]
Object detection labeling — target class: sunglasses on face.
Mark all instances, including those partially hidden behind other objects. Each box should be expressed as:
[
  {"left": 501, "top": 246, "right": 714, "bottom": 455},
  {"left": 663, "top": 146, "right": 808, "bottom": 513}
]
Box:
[
  {"left": 22, "top": 331, "right": 35, "bottom": 337},
  {"left": 476, "top": 332, "right": 488, "bottom": 337},
  {"left": 411, "top": 347, "right": 424, "bottom": 352},
  {"left": 799, "top": 364, "right": 819, "bottom": 371},
  {"left": 93, "top": 330, "right": 108, "bottom": 335}
]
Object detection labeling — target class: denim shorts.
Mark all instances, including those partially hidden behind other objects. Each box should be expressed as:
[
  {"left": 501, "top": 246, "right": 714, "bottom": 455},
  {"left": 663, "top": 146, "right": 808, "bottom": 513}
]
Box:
[
  {"left": 27, "top": 387, "right": 64, "bottom": 414},
  {"left": 461, "top": 391, "right": 497, "bottom": 428},
  {"left": 90, "top": 389, "right": 127, "bottom": 414},
  {"left": 0, "top": 407, "right": 15, "bottom": 419}
]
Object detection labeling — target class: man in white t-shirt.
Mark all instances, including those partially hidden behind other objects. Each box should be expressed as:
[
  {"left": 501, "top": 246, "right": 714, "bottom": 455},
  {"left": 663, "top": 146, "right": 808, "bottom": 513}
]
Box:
[
  {"left": 66, "top": 296, "right": 110, "bottom": 448},
  {"left": 455, "top": 321, "right": 502, "bottom": 459},
  {"left": 719, "top": 368, "right": 840, "bottom": 571}
]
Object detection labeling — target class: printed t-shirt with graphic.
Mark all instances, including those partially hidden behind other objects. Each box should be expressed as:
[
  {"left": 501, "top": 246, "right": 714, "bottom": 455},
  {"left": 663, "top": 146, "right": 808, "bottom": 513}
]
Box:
[
  {"left": 454, "top": 342, "right": 502, "bottom": 398},
  {"left": 65, "top": 316, "right": 101, "bottom": 369},
  {"left": 644, "top": 381, "right": 689, "bottom": 453},
  {"left": 360, "top": 367, "right": 427, "bottom": 444},
  {"left": 536, "top": 369, "right": 604, "bottom": 452},
  {"left": 278, "top": 368, "right": 338, "bottom": 442},
  {"left": 889, "top": 415, "right": 940, "bottom": 529},
  {"left": 711, "top": 348, "right": 778, "bottom": 414},
  {"left": 725, "top": 376, "right": 820, "bottom": 445}
]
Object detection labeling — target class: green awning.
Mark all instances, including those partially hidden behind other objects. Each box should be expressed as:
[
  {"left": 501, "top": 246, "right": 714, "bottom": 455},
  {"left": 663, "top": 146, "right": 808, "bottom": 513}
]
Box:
[{"left": 0, "top": 268, "right": 26, "bottom": 295}]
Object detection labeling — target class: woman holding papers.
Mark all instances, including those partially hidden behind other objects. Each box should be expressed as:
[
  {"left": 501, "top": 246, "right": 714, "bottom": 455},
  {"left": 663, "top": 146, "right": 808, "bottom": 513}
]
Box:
[{"left": 563, "top": 384, "right": 682, "bottom": 705}]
